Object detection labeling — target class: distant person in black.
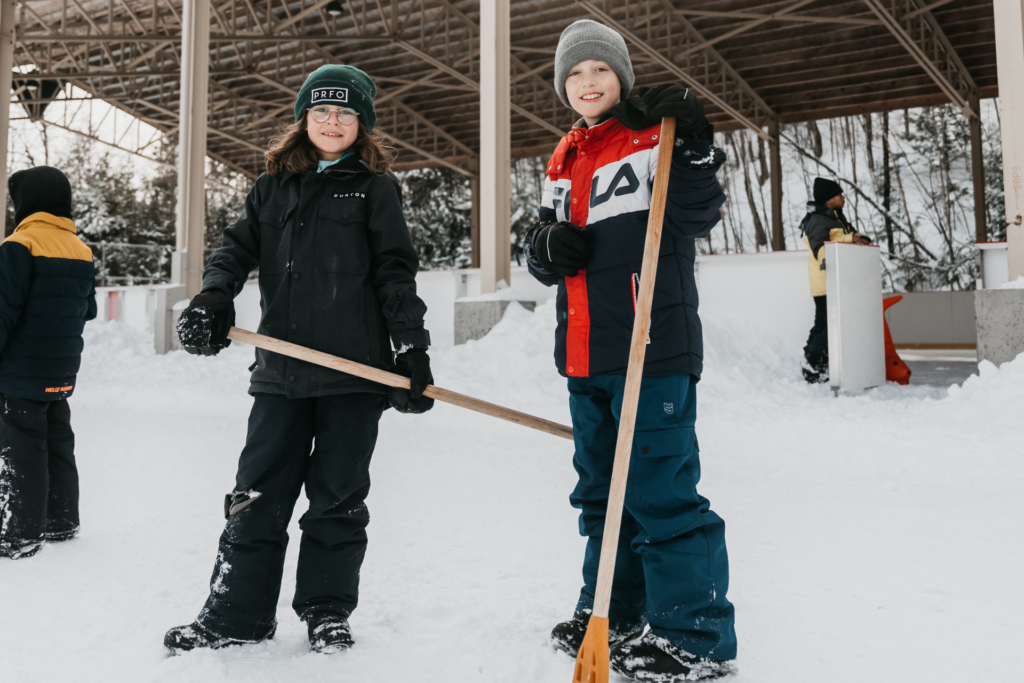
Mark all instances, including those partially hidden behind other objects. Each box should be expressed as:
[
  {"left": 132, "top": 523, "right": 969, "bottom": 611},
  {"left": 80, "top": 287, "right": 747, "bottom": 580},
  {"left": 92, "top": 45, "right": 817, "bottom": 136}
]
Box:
[
  {"left": 799, "top": 178, "right": 870, "bottom": 384},
  {"left": 0, "top": 167, "right": 97, "bottom": 559}
]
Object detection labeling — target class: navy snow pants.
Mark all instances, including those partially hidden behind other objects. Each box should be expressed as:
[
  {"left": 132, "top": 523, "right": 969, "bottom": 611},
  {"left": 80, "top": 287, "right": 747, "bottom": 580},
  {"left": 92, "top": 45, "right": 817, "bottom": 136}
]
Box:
[{"left": 568, "top": 373, "right": 737, "bottom": 661}]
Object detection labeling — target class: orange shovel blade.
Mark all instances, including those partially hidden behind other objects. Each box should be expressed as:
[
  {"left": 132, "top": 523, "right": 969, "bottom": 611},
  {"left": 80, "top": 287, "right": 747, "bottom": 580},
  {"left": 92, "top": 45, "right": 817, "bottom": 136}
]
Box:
[{"left": 572, "top": 616, "right": 609, "bottom": 683}]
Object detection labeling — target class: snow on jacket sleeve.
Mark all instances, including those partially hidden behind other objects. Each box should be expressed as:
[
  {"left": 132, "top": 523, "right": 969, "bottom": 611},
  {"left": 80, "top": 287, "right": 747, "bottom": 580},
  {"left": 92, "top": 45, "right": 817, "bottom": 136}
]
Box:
[
  {"left": 367, "top": 174, "right": 431, "bottom": 350},
  {"left": 0, "top": 241, "right": 32, "bottom": 355},
  {"left": 202, "top": 179, "right": 265, "bottom": 297},
  {"left": 662, "top": 138, "right": 727, "bottom": 239}
]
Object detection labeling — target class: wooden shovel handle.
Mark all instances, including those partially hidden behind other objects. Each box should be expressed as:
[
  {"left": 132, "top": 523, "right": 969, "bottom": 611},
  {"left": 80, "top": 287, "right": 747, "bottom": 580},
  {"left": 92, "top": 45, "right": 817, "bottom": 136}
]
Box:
[
  {"left": 227, "top": 327, "right": 574, "bottom": 441},
  {"left": 591, "top": 117, "right": 677, "bottom": 619}
]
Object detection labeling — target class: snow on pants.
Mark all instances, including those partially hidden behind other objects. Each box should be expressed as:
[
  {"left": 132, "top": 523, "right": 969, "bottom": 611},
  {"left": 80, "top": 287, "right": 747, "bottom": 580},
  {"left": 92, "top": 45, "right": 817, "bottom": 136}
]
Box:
[
  {"left": 0, "top": 395, "right": 78, "bottom": 555},
  {"left": 804, "top": 295, "right": 828, "bottom": 371},
  {"left": 568, "top": 373, "right": 737, "bottom": 661},
  {"left": 197, "top": 392, "right": 387, "bottom": 641}
]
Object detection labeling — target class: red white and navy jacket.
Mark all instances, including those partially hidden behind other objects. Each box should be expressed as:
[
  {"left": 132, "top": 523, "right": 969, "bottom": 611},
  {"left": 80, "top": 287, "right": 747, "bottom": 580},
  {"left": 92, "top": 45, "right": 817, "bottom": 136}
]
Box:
[{"left": 525, "top": 116, "right": 726, "bottom": 380}]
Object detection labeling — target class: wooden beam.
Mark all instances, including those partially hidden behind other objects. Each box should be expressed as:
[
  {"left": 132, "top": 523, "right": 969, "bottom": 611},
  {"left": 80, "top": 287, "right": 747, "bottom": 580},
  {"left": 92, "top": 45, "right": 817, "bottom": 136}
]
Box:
[
  {"left": 863, "top": 0, "right": 978, "bottom": 117},
  {"left": 578, "top": 0, "right": 774, "bottom": 141}
]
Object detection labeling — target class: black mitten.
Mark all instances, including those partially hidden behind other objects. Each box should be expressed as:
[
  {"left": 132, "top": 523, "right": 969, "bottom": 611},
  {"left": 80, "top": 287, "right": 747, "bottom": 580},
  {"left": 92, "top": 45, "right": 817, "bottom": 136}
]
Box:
[
  {"left": 608, "top": 96, "right": 649, "bottom": 131},
  {"left": 389, "top": 348, "right": 435, "bottom": 414},
  {"left": 177, "top": 290, "right": 235, "bottom": 356},
  {"left": 639, "top": 84, "right": 707, "bottom": 137},
  {"left": 531, "top": 221, "right": 595, "bottom": 277}
]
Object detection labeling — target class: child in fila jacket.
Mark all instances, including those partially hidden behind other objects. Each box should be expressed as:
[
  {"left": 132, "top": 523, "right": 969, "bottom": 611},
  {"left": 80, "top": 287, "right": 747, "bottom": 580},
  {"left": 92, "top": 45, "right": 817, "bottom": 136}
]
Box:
[{"left": 524, "top": 20, "right": 737, "bottom": 682}]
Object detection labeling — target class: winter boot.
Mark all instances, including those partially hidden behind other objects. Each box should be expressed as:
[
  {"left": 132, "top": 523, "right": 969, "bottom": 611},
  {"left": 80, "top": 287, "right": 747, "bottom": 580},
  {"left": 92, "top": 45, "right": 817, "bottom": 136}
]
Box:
[
  {"left": 163, "top": 621, "right": 276, "bottom": 654},
  {"left": 801, "top": 357, "right": 829, "bottom": 384},
  {"left": 0, "top": 538, "right": 44, "bottom": 560},
  {"left": 44, "top": 522, "right": 80, "bottom": 542},
  {"left": 305, "top": 611, "right": 354, "bottom": 653},
  {"left": 550, "top": 609, "right": 644, "bottom": 658},
  {"left": 610, "top": 633, "right": 732, "bottom": 681}
]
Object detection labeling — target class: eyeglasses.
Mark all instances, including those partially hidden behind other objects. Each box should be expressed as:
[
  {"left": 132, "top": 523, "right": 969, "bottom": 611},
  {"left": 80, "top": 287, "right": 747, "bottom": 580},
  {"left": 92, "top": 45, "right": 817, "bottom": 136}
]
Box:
[{"left": 308, "top": 107, "right": 359, "bottom": 125}]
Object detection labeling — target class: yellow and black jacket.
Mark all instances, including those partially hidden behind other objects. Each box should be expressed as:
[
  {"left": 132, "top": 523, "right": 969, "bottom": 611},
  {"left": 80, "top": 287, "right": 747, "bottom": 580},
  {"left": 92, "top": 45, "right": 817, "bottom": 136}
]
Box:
[
  {"left": 0, "top": 212, "right": 96, "bottom": 400},
  {"left": 799, "top": 203, "right": 862, "bottom": 297}
]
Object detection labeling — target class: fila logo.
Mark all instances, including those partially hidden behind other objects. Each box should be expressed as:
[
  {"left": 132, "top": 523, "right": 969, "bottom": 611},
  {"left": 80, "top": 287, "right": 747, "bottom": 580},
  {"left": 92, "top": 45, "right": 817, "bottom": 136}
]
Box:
[
  {"left": 590, "top": 163, "right": 640, "bottom": 208},
  {"left": 552, "top": 185, "right": 569, "bottom": 211},
  {"left": 311, "top": 87, "right": 349, "bottom": 104}
]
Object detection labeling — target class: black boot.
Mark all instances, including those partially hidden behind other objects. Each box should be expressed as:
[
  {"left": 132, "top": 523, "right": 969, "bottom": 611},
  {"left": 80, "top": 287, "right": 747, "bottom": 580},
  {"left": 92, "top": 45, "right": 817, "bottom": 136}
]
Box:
[
  {"left": 550, "top": 609, "right": 644, "bottom": 658},
  {"left": 44, "top": 522, "right": 80, "bottom": 542},
  {"left": 610, "top": 632, "right": 732, "bottom": 681},
  {"left": 163, "top": 621, "right": 276, "bottom": 654},
  {"left": 0, "top": 538, "right": 43, "bottom": 559},
  {"left": 305, "top": 612, "right": 354, "bottom": 654}
]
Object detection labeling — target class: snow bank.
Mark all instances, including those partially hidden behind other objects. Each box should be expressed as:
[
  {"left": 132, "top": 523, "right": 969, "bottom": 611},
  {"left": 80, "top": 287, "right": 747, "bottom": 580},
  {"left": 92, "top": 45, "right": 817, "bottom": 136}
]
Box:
[
  {"left": 1, "top": 308, "right": 1021, "bottom": 683},
  {"left": 997, "top": 275, "right": 1024, "bottom": 289}
]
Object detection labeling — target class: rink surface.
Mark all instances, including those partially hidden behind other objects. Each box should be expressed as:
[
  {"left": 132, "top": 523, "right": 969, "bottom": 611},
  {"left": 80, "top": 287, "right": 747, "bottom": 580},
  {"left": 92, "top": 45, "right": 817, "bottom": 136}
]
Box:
[{"left": 1, "top": 302, "right": 1021, "bottom": 682}]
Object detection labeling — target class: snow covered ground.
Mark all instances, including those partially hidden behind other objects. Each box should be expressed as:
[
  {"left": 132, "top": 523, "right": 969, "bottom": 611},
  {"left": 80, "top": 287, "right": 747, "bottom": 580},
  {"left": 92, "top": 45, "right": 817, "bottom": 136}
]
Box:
[{"left": 1, "top": 302, "right": 1022, "bottom": 682}]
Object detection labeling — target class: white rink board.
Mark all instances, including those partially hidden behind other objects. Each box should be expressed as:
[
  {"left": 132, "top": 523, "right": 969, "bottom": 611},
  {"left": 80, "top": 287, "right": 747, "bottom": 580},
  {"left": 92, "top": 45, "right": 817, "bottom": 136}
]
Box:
[{"left": 825, "top": 243, "right": 885, "bottom": 392}]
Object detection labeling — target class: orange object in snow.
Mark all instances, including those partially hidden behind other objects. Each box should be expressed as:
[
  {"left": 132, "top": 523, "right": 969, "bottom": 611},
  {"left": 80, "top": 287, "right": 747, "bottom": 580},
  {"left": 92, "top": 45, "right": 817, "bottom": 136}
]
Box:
[{"left": 883, "top": 296, "right": 911, "bottom": 385}]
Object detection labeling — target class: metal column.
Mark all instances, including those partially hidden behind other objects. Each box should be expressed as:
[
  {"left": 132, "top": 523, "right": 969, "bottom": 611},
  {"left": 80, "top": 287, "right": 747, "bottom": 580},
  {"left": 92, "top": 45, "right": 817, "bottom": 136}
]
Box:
[
  {"left": 768, "top": 118, "right": 786, "bottom": 251},
  {"left": 968, "top": 93, "right": 987, "bottom": 243},
  {"left": 0, "top": 0, "right": 16, "bottom": 208},
  {"left": 173, "top": 0, "right": 211, "bottom": 297},
  {"left": 478, "top": 0, "right": 511, "bottom": 293},
  {"left": 994, "top": 0, "right": 1024, "bottom": 279}
]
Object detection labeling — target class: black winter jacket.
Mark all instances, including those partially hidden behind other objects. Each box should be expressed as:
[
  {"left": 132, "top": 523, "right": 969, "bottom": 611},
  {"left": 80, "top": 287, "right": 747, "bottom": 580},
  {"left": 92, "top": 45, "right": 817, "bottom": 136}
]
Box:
[
  {"left": 201, "top": 156, "right": 430, "bottom": 399},
  {"left": 525, "top": 118, "right": 726, "bottom": 380},
  {"left": 0, "top": 213, "right": 97, "bottom": 401}
]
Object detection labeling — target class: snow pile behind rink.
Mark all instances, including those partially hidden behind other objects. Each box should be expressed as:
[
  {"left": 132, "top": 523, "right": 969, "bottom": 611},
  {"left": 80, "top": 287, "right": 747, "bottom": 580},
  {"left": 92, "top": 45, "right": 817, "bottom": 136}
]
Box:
[{"left": 0, "top": 304, "right": 1021, "bottom": 683}]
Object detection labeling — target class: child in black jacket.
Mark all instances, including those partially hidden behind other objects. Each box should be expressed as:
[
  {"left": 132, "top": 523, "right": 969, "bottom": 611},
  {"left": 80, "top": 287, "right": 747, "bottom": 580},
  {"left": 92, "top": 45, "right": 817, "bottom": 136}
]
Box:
[
  {"left": 0, "top": 166, "right": 97, "bottom": 559},
  {"left": 166, "top": 65, "right": 432, "bottom": 654}
]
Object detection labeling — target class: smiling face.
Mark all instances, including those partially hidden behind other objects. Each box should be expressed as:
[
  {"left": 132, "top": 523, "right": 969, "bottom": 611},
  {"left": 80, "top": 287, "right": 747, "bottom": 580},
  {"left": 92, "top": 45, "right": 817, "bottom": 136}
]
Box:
[
  {"left": 306, "top": 107, "right": 360, "bottom": 160},
  {"left": 565, "top": 60, "right": 622, "bottom": 126}
]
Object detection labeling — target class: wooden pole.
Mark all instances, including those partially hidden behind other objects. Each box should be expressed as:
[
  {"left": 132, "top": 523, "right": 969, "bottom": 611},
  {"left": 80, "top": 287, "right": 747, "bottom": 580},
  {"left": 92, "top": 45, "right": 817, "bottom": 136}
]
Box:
[
  {"left": 226, "top": 327, "right": 574, "bottom": 441},
  {"left": 174, "top": 0, "right": 210, "bottom": 298},
  {"left": 994, "top": 0, "right": 1024, "bottom": 278},
  {"left": 968, "top": 92, "right": 987, "bottom": 243},
  {"left": 769, "top": 118, "right": 786, "bottom": 251},
  {"left": 0, "top": 0, "right": 16, "bottom": 209},
  {"left": 573, "top": 118, "right": 677, "bottom": 683},
  {"left": 479, "top": 0, "right": 511, "bottom": 292}
]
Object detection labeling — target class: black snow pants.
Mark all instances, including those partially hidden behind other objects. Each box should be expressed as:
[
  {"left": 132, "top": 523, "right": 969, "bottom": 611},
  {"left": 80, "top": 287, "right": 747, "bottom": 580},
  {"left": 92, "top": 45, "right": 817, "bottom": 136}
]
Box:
[
  {"left": 197, "top": 392, "right": 387, "bottom": 641},
  {"left": 803, "top": 295, "right": 829, "bottom": 377},
  {"left": 0, "top": 395, "right": 79, "bottom": 557}
]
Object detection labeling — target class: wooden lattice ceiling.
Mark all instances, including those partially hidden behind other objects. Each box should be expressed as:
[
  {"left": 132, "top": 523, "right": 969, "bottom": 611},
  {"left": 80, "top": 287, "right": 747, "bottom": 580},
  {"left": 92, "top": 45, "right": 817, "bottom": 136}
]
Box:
[{"left": 10, "top": 0, "right": 999, "bottom": 180}]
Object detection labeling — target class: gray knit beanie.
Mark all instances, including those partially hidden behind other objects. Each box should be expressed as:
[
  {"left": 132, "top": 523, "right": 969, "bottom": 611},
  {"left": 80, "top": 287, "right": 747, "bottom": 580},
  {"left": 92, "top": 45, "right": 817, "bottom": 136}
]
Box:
[{"left": 554, "top": 19, "right": 634, "bottom": 108}]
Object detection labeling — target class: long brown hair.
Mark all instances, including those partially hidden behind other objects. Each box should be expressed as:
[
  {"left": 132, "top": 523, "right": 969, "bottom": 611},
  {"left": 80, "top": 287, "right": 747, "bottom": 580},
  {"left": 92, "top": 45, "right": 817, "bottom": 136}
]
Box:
[{"left": 264, "top": 114, "right": 398, "bottom": 178}]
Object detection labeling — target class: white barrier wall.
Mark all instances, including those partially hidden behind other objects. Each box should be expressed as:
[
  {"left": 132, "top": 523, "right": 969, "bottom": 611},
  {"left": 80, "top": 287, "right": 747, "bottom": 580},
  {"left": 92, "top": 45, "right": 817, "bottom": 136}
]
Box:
[
  {"left": 694, "top": 250, "right": 814, "bottom": 352},
  {"left": 96, "top": 255, "right": 816, "bottom": 353},
  {"left": 825, "top": 243, "right": 885, "bottom": 392}
]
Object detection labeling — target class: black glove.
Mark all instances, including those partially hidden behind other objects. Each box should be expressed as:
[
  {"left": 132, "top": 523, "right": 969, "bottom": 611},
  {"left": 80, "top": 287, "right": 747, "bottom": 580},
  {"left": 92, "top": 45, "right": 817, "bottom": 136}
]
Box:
[
  {"left": 389, "top": 348, "right": 434, "bottom": 414},
  {"left": 530, "top": 221, "right": 595, "bottom": 278},
  {"left": 176, "top": 290, "right": 235, "bottom": 356},
  {"left": 638, "top": 84, "right": 708, "bottom": 138}
]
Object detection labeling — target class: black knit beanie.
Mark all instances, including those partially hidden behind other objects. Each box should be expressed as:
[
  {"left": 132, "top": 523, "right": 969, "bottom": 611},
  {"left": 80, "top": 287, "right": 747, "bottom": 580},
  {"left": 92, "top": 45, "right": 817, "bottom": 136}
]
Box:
[
  {"left": 813, "top": 177, "right": 843, "bottom": 205},
  {"left": 8, "top": 166, "right": 73, "bottom": 226}
]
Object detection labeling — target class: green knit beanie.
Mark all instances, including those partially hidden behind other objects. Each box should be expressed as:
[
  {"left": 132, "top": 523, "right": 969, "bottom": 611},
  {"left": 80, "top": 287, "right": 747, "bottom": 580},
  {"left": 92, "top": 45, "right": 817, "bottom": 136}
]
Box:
[{"left": 294, "top": 64, "right": 377, "bottom": 131}]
